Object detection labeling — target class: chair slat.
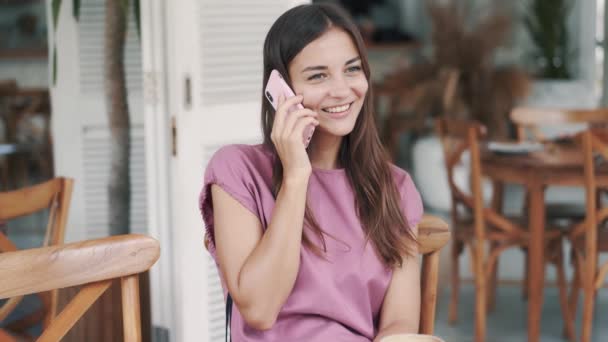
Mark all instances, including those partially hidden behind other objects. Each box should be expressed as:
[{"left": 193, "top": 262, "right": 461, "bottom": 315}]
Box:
[
  {"left": 0, "top": 296, "right": 23, "bottom": 321},
  {"left": 37, "top": 280, "right": 112, "bottom": 342},
  {"left": 0, "top": 178, "right": 64, "bottom": 220}
]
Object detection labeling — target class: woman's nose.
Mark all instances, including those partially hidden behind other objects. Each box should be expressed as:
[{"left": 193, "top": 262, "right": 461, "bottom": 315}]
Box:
[{"left": 328, "top": 76, "right": 350, "bottom": 98}]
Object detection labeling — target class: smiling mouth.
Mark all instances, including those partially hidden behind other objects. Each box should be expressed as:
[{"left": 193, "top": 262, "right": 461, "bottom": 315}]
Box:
[{"left": 322, "top": 102, "right": 353, "bottom": 114}]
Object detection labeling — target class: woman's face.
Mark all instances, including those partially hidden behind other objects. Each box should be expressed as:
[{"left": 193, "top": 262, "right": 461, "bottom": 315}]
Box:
[{"left": 288, "top": 27, "right": 368, "bottom": 139}]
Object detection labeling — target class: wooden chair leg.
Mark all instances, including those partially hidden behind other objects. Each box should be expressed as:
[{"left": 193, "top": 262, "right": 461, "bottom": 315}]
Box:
[
  {"left": 474, "top": 241, "right": 487, "bottom": 342},
  {"left": 121, "top": 274, "right": 142, "bottom": 342},
  {"left": 555, "top": 246, "right": 575, "bottom": 341},
  {"left": 449, "top": 239, "right": 461, "bottom": 324},
  {"left": 522, "top": 248, "right": 529, "bottom": 300},
  {"left": 566, "top": 255, "right": 581, "bottom": 338},
  {"left": 487, "top": 242, "right": 498, "bottom": 313},
  {"left": 581, "top": 256, "right": 597, "bottom": 342},
  {"left": 581, "top": 285, "right": 596, "bottom": 342}
]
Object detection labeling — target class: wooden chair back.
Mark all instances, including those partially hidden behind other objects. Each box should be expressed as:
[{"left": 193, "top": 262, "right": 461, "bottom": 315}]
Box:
[
  {"left": 510, "top": 107, "right": 608, "bottom": 142},
  {"left": 417, "top": 215, "right": 450, "bottom": 334},
  {"left": 564, "top": 128, "right": 608, "bottom": 341},
  {"left": 0, "top": 234, "right": 160, "bottom": 342},
  {"left": 0, "top": 177, "right": 73, "bottom": 334},
  {"left": 435, "top": 118, "right": 537, "bottom": 341},
  {"left": 577, "top": 128, "right": 608, "bottom": 280},
  {"left": 434, "top": 118, "right": 486, "bottom": 230},
  {"left": 435, "top": 118, "right": 530, "bottom": 243}
]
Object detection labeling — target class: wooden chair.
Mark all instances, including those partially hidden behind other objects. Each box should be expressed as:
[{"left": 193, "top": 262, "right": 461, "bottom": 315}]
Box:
[
  {"left": 510, "top": 107, "right": 608, "bottom": 306},
  {"left": 0, "top": 234, "right": 160, "bottom": 342},
  {"left": 435, "top": 118, "right": 571, "bottom": 341},
  {"left": 0, "top": 177, "right": 73, "bottom": 339},
  {"left": 417, "top": 214, "right": 451, "bottom": 334},
  {"left": 565, "top": 128, "right": 608, "bottom": 342}
]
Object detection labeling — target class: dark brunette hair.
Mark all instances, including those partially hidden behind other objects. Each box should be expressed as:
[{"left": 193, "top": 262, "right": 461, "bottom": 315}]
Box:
[{"left": 261, "top": 3, "right": 417, "bottom": 267}]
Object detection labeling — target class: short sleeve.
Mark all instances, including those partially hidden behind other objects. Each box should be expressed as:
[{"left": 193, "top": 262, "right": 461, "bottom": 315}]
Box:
[
  {"left": 199, "top": 145, "right": 262, "bottom": 257},
  {"left": 397, "top": 170, "right": 424, "bottom": 229}
]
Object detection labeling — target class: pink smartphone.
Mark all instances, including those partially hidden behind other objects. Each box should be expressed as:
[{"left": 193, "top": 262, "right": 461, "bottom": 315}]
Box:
[{"left": 264, "top": 69, "right": 315, "bottom": 148}]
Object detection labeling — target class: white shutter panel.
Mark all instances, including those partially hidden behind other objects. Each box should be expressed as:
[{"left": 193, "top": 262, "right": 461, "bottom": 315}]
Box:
[
  {"left": 79, "top": 0, "right": 142, "bottom": 93},
  {"left": 199, "top": 1, "right": 286, "bottom": 105},
  {"left": 77, "top": 0, "right": 146, "bottom": 239},
  {"left": 83, "top": 125, "right": 147, "bottom": 237}
]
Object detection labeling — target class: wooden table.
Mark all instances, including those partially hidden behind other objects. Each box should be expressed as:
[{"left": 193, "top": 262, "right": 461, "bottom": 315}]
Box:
[{"left": 481, "top": 143, "right": 608, "bottom": 342}]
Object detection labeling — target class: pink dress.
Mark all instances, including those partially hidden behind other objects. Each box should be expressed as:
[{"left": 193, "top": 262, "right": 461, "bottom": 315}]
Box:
[{"left": 199, "top": 144, "right": 423, "bottom": 341}]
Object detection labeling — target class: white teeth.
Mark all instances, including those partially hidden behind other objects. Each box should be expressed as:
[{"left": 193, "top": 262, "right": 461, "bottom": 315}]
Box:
[{"left": 324, "top": 103, "right": 350, "bottom": 113}]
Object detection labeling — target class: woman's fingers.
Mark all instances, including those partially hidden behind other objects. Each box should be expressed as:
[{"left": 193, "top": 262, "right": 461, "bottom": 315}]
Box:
[
  {"left": 282, "top": 108, "right": 317, "bottom": 140},
  {"left": 273, "top": 94, "right": 302, "bottom": 133},
  {"left": 291, "top": 115, "right": 319, "bottom": 142}
]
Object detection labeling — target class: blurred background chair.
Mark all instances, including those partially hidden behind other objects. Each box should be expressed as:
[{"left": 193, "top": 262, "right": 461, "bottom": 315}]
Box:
[
  {"left": 0, "top": 177, "right": 73, "bottom": 339},
  {"left": 0, "top": 234, "right": 160, "bottom": 342},
  {"left": 510, "top": 108, "right": 608, "bottom": 303},
  {"left": 565, "top": 128, "right": 608, "bottom": 342},
  {"left": 435, "top": 118, "right": 572, "bottom": 341}
]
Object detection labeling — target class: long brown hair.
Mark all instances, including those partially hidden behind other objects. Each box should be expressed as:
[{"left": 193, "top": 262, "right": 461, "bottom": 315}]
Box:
[{"left": 261, "top": 3, "right": 417, "bottom": 267}]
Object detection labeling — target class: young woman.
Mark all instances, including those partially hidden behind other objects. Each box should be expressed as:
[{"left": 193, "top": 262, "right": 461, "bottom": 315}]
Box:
[{"left": 199, "top": 3, "right": 423, "bottom": 341}]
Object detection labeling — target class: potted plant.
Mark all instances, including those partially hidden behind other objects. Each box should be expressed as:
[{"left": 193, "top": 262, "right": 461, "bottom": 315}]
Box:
[{"left": 380, "top": 0, "right": 530, "bottom": 211}]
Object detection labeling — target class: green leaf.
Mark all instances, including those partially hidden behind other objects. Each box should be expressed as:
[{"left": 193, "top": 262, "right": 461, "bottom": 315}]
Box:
[
  {"left": 52, "top": 0, "right": 62, "bottom": 31},
  {"left": 134, "top": 0, "right": 141, "bottom": 39},
  {"left": 73, "top": 0, "right": 81, "bottom": 21},
  {"left": 53, "top": 46, "right": 58, "bottom": 85}
]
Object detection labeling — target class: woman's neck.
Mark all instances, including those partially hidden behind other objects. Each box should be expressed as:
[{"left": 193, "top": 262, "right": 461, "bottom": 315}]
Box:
[{"left": 308, "top": 134, "right": 343, "bottom": 170}]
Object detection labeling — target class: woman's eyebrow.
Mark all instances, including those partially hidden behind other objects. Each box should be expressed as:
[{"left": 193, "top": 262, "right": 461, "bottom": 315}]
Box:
[
  {"left": 301, "top": 56, "right": 361, "bottom": 73},
  {"left": 345, "top": 56, "right": 361, "bottom": 65}
]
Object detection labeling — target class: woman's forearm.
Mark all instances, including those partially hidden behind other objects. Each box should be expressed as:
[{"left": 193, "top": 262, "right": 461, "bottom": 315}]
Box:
[
  {"left": 374, "top": 320, "right": 419, "bottom": 342},
  {"left": 236, "top": 176, "right": 309, "bottom": 326}
]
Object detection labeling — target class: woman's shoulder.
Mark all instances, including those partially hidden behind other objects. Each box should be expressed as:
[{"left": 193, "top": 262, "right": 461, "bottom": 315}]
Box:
[
  {"left": 388, "top": 163, "right": 414, "bottom": 186},
  {"left": 209, "top": 143, "right": 272, "bottom": 167},
  {"left": 205, "top": 143, "right": 274, "bottom": 182},
  {"left": 211, "top": 143, "right": 270, "bottom": 160},
  {"left": 388, "top": 163, "right": 423, "bottom": 226}
]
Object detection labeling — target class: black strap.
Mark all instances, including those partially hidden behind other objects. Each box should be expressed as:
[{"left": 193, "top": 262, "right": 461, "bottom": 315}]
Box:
[{"left": 225, "top": 294, "right": 233, "bottom": 342}]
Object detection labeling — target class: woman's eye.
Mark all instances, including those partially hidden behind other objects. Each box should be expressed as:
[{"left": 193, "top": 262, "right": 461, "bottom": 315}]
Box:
[
  {"left": 307, "top": 73, "right": 327, "bottom": 81},
  {"left": 346, "top": 65, "right": 362, "bottom": 73}
]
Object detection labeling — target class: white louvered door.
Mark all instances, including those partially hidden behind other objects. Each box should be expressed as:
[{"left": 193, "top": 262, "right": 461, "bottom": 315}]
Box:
[
  {"left": 162, "top": 1, "right": 308, "bottom": 341},
  {"left": 50, "top": 0, "right": 146, "bottom": 242}
]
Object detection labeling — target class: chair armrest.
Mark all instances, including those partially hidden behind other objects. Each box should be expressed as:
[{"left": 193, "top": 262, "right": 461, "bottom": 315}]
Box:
[
  {"left": 0, "top": 234, "right": 160, "bottom": 299},
  {"left": 418, "top": 214, "right": 450, "bottom": 254}
]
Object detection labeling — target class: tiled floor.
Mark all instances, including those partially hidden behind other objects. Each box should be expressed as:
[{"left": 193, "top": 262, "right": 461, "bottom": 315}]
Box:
[
  {"left": 433, "top": 283, "right": 608, "bottom": 341},
  {"left": 426, "top": 184, "right": 607, "bottom": 342}
]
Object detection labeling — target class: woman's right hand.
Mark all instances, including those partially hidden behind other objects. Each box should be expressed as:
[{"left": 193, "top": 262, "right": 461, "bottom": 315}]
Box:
[{"left": 270, "top": 94, "right": 319, "bottom": 181}]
